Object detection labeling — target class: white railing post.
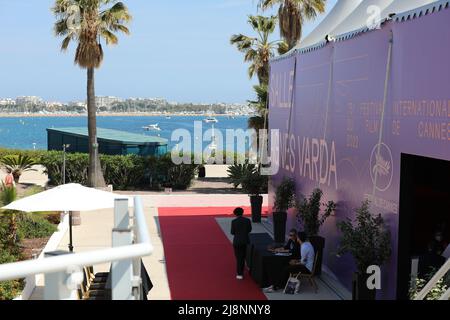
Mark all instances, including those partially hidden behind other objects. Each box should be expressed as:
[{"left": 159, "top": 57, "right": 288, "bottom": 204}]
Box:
[
  {"left": 112, "top": 199, "right": 134, "bottom": 300},
  {"left": 414, "top": 259, "right": 450, "bottom": 300},
  {"left": 132, "top": 196, "right": 143, "bottom": 300},
  {"left": 44, "top": 251, "right": 77, "bottom": 300},
  {"left": 0, "top": 197, "right": 153, "bottom": 300}
]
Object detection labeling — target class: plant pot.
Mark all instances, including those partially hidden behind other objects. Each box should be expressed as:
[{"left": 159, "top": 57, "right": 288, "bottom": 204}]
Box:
[
  {"left": 273, "top": 211, "right": 287, "bottom": 243},
  {"left": 309, "top": 235, "right": 325, "bottom": 276},
  {"left": 198, "top": 166, "right": 206, "bottom": 178},
  {"left": 352, "top": 272, "right": 377, "bottom": 300},
  {"left": 250, "top": 195, "right": 263, "bottom": 223}
]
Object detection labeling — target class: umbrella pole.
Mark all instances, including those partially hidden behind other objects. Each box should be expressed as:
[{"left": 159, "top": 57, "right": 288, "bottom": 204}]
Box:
[{"left": 68, "top": 211, "right": 73, "bottom": 252}]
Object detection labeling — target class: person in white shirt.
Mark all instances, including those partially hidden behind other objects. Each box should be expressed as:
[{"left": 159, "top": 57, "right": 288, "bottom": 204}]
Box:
[{"left": 264, "top": 232, "right": 315, "bottom": 292}]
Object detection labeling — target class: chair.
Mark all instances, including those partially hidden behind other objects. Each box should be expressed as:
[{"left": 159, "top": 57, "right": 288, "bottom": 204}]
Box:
[
  {"left": 86, "top": 266, "right": 109, "bottom": 282},
  {"left": 288, "top": 253, "right": 319, "bottom": 294},
  {"left": 77, "top": 267, "right": 109, "bottom": 300}
]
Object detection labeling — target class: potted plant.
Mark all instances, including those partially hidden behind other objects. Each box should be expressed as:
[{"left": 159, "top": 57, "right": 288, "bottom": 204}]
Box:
[
  {"left": 240, "top": 168, "right": 267, "bottom": 223},
  {"left": 226, "top": 161, "right": 256, "bottom": 189},
  {"left": 296, "top": 188, "right": 336, "bottom": 275},
  {"left": 273, "top": 177, "right": 296, "bottom": 243},
  {"left": 336, "top": 200, "right": 391, "bottom": 300}
]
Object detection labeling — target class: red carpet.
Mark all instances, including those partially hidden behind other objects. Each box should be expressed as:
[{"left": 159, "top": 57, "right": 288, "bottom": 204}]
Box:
[{"left": 158, "top": 207, "right": 267, "bottom": 300}]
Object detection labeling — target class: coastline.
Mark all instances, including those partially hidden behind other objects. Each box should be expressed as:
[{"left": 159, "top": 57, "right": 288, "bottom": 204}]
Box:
[{"left": 0, "top": 112, "right": 249, "bottom": 118}]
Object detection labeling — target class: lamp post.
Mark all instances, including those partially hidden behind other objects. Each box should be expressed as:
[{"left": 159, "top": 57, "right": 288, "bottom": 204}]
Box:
[
  {"left": 62, "top": 143, "right": 73, "bottom": 252},
  {"left": 62, "top": 144, "right": 71, "bottom": 185}
]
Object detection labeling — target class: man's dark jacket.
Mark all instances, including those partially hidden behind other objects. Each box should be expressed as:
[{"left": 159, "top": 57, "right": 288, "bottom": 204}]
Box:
[{"left": 231, "top": 216, "right": 252, "bottom": 245}]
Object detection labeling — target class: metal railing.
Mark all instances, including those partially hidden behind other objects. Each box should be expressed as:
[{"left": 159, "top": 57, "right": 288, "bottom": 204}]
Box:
[
  {"left": 414, "top": 258, "right": 450, "bottom": 300},
  {"left": 0, "top": 196, "right": 153, "bottom": 300}
]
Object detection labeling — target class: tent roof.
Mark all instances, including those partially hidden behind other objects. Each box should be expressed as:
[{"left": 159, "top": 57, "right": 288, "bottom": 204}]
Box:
[
  {"left": 275, "top": 0, "right": 444, "bottom": 59},
  {"left": 329, "top": 0, "right": 396, "bottom": 40},
  {"left": 380, "top": 0, "right": 436, "bottom": 19},
  {"left": 296, "top": 0, "right": 363, "bottom": 51}
]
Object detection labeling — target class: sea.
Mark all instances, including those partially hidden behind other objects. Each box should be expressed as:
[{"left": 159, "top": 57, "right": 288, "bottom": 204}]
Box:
[{"left": 0, "top": 115, "right": 251, "bottom": 154}]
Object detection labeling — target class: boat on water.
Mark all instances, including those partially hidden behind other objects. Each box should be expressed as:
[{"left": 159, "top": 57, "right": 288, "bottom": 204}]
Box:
[
  {"left": 142, "top": 124, "right": 161, "bottom": 131},
  {"left": 204, "top": 117, "right": 218, "bottom": 123},
  {"left": 165, "top": 115, "right": 171, "bottom": 119}
]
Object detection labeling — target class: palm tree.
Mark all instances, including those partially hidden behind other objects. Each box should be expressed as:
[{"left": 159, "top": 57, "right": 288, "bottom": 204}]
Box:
[
  {"left": 230, "top": 15, "right": 288, "bottom": 85},
  {"left": 53, "top": 0, "right": 131, "bottom": 187},
  {"left": 1, "top": 155, "right": 37, "bottom": 184},
  {"left": 248, "top": 83, "right": 268, "bottom": 129},
  {"left": 259, "top": 0, "right": 326, "bottom": 50}
]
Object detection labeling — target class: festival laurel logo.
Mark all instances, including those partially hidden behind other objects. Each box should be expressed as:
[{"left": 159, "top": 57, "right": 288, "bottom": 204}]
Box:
[{"left": 370, "top": 143, "right": 393, "bottom": 192}]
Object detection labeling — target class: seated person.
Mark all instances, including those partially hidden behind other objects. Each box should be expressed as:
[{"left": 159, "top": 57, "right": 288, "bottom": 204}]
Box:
[
  {"left": 264, "top": 232, "right": 315, "bottom": 292},
  {"left": 268, "top": 229, "right": 300, "bottom": 259}
]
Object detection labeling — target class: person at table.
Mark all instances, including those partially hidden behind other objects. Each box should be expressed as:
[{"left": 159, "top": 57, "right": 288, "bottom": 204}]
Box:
[
  {"left": 231, "top": 207, "right": 252, "bottom": 280},
  {"left": 263, "top": 232, "right": 315, "bottom": 292},
  {"left": 269, "top": 229, "right": 300, "bottom": 259}
]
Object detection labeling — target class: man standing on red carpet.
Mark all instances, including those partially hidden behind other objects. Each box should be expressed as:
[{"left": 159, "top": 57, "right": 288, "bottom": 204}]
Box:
[{"left": 231, "top": 207, "right": 252, "bottom": 280}]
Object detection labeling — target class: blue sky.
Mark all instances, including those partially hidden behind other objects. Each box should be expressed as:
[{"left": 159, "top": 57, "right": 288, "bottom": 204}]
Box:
[{"left": 0, "top": 0, "right": 336, "bottom": 103}]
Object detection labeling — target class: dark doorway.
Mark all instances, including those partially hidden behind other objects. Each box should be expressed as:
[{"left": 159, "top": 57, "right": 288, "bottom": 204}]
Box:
[{"left": 397, "top": 153, "right": 450, "bottom": 300}]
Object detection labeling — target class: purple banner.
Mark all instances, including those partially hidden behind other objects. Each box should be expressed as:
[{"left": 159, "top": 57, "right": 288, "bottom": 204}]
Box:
[{"left": 269, "top": 8, "right": 450, "bottom": 299}]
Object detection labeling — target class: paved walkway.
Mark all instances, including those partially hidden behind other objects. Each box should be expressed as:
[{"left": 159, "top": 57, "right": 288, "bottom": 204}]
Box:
[
  {"left": 28, "top": 192, "right": 345, "bottom": 300},
  {"left": 216, "top": 218, "right": 343, "bottom": 300}
]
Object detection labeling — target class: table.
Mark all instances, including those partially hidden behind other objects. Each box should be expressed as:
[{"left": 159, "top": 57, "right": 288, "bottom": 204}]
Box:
[
  {"left": 246, "top": 233, "right": 274, "bottom": 271},
  {"left": 246, "top": 234, "right": 293, "bottom": 288}
]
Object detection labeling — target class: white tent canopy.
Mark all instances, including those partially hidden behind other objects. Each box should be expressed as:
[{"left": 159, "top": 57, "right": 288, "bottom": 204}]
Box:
[
  {"left": 2, "top": 183, "right": 133, "bottom": 212},
  {"left": 297, "top": 0, "right": 363, "bottom": 50},
  {"left": 380, "top": 0, "right": 437, "bottom": 18},
  {"left": 294, "top": 0, "right": 439, "bottom": 50},
  {"left": 329, "top": 0, "right": 395, "bottom": 37}
]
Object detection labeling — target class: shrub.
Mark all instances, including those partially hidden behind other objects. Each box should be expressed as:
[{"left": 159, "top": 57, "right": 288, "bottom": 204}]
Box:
[
  {"left": 227, "top": 161, "right": 257, "bottom": 189},
  {"left": 0, "top": 148, "right": 46, "bottom": 161},
  {"left": 17, "top": 214, "right": 57, "bottom": 240},
  {"left": 274, "top": 177, "right": 296, "bottom": 212},
  {"left": 101, "top": 154, "right": 147, "bottom": 189},
  {"left": 146, "top": 154, "right": 198, "bottom": 190},
  {"left": 2, "top": 148, "right": 199, "bottom": 191},
  {"left": 409, "top": 269, "right": 449, "bottom": 300},
  {"left": 0, "top": 250, "right": 24, "bottom": 300},
  {"left": 166, "top": 163, "right": 198, "bottom": 190},
  {"left": 39, "top": 151, "right": 88, "bottom": 185},
  {"left": 0, "top": 216, "right": 11, "bottom": 248},
  {"left": 336, "top": 200, "right": 391, "bottom": 274},
  {"left": 240, "top": 168, "right": 268, "bottom": 196},
  {"left": 296, "top": 188, "right": 336, "bottom": 237},
  {"left": 0, "top": 155, "right": 37, "bottom": 183}
]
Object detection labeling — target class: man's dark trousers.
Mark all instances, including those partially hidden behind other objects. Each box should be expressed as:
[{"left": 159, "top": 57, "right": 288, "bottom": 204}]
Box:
[
  {"left": 233, "top": 245, "right": 247, "bottom": 276},
  {"left": 231, "top": 215, "right": 252, "bottom": 276}
]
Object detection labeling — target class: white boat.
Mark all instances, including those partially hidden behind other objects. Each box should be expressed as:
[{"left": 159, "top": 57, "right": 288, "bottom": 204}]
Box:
[
  {"left": 204, "top": 117, "right": 218, "bottom": 123},
  {"left": 165, "top": 115, "right": 171, "bottom": 119},
  {"left": 142, "top": 124, "right": 161, "bottom": 131}
]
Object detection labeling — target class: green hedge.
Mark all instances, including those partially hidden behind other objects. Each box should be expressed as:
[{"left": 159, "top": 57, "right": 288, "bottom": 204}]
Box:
[
  {"left": 0, "top": 250, "right": 23, "bottom": 300},
  {"left": 37, "top": 151, "right": 198, "bottom": 191},
  {"left": 17, "top": 214, "right": 58, "bottom": 240},
  {"left": 1, "top": 148, "right": 206, "bottom": 191}
]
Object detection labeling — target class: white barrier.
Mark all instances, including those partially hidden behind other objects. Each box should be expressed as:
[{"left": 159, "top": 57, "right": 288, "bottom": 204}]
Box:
[{"left": 13, "top": 213, "right": 69, "bottom": 300}]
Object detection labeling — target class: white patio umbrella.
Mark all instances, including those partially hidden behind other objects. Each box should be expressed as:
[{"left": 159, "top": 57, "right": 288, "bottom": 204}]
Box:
[{"left": 1, "top": 183, "right": 134, "bottom": 252}]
